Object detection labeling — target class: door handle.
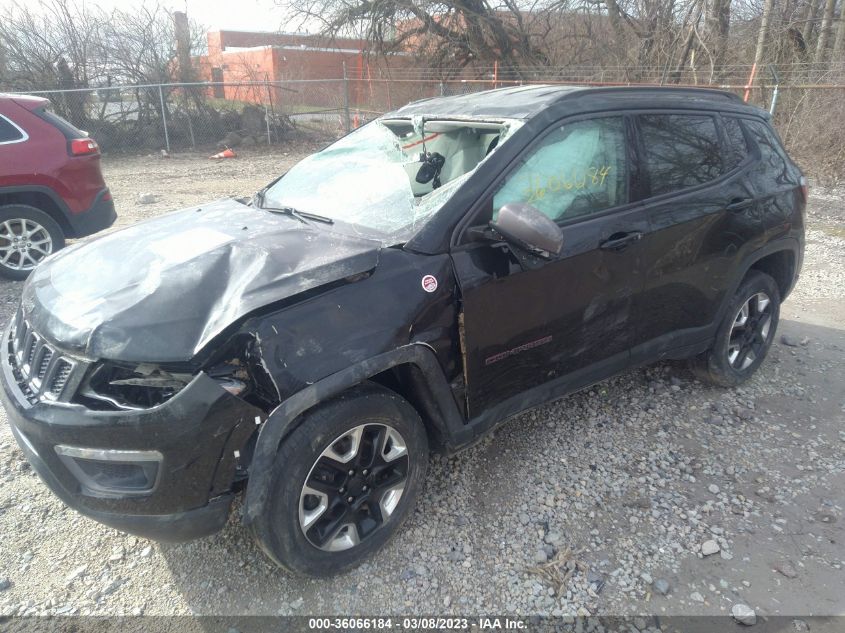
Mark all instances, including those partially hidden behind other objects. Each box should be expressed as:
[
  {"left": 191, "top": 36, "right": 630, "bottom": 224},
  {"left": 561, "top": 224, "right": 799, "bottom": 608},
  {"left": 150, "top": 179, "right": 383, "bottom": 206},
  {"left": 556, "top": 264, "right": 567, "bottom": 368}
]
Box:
[
  {"left": 600, "top": 231, "right": 643, "bottom": 251},
  {"left": 725, "top": 197, "right": 753, "bottom": 212}
]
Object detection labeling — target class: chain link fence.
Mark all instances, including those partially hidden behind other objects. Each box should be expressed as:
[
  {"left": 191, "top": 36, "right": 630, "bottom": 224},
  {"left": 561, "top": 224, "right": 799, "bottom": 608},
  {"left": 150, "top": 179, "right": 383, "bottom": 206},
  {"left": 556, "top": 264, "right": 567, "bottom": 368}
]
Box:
[
  {"left": 13, "top": 67, "right": 845, "bottom": 178},
  {"left": 15, "top": 81, "right": 347, "bottom": 154}
]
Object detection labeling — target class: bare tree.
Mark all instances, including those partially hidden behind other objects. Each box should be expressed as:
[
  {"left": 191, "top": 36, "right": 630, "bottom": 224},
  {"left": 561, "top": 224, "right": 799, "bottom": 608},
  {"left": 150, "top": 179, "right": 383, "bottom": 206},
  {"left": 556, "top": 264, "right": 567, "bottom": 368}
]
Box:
[
  {"left": 0, "top": 41, "right": 7, "bottom": 84},
  {"left": 0, "top": 1, "right": 204, "bottom": 91},
  {"left": 753, "top": 0, "right": 778, "bottom": 68},
  {"left": 0, "top": 0, "right": 105, "bottom": 90},
  {"left": 832, "top": 4, "right": 845, "bottom": 58},
  {"left": 814, "top": 0, "right": 837, "bottom": 59},
  {"left": 703, "top": 0, "right": 731, "bottom": 64},
  {"left": 800, "top": 0, "right": 822, "bottom": 43},
  {"left": 669, "top": 0, "right": 704, "bottom": 81},
  {"left": 276, "top": 0, "right": 760, "bottom": 82},
  {"left": 276, "top": 0, "right": 552, "bottom": 77}
]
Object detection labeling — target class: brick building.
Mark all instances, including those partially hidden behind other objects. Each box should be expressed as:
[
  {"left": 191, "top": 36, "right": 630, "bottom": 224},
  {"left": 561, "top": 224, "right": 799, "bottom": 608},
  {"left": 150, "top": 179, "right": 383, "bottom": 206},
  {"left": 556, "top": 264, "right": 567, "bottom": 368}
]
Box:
[{"left": 194, "top": 30, "right": 415, "bottom": 109}]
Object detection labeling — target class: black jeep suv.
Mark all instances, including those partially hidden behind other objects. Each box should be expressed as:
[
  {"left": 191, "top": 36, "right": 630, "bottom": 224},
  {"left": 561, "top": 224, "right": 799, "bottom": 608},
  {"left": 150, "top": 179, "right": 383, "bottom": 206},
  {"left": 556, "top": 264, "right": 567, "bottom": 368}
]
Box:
[{"left": 1, "top": 85, "right": 805, "bottom": 575}]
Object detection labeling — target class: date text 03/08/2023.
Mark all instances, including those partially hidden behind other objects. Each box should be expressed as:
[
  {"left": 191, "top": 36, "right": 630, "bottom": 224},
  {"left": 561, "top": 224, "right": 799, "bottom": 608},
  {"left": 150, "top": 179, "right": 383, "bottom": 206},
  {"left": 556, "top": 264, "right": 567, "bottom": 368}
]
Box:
[{"left": 307, "top": 617, "right": 528, "bottom": 630}]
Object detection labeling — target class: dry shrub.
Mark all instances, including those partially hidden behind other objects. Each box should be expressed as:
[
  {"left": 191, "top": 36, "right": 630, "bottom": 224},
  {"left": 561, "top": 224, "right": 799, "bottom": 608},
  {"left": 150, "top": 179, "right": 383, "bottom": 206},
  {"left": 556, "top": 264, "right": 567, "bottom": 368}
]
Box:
[{"left": 776, "top": 88, "right": 845, "bottom": 185}]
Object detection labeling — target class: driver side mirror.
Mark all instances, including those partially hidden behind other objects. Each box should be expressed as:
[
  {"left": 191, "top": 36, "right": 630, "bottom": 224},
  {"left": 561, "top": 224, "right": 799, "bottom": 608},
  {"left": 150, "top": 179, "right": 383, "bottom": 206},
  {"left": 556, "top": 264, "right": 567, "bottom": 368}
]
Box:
[{"left": 490, "top": 202, "right": 564, "bottom": 258}]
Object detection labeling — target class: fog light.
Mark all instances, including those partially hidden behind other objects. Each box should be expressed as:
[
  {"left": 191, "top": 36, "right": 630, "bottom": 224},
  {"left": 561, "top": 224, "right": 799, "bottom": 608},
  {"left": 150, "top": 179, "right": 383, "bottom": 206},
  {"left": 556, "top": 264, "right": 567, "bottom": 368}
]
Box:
[{"left": 54, "top": 445, "right": 162, "bottom": 497}]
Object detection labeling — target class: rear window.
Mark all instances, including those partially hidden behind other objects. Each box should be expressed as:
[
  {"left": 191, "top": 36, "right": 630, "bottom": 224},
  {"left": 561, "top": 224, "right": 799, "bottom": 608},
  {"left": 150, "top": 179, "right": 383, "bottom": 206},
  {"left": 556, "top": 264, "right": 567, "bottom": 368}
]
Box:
[
  {"left": 34, "top": 107, "right": 86, "bottom": 140},
  {"left": 638, "top": 114, "right": 722, "bottom": 197},
  {"left": 723, "top": 116, "right": 749, "bottom": 171},
  {"left": 744, "top": 119, "right": 789, "bottom": 180},
  {"left": 0, "top": 115, "right": 26, "bottom": 143}
]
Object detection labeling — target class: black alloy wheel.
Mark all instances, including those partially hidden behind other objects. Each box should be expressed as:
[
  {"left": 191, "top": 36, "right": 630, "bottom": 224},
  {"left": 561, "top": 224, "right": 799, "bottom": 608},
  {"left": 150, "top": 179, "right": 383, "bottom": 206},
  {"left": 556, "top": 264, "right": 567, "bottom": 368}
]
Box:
[
  {"left": 691, "top": 270, "right": 780, "bottom": 387},
  {"left": 726, "top": 291, "right": 774, "bottom": 371},
  {"left": 299, "top": 423, "right": 409, "bottom": 551},
  {"left": 250, "top": 383, "right": 428, "bottom": 576}
]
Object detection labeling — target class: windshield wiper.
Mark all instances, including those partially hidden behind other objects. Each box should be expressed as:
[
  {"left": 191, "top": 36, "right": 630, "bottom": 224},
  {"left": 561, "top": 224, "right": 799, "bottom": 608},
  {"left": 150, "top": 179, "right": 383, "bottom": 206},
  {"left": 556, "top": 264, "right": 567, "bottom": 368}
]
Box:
[
  {"left": 252, "top": 187, "right": 269, "bottom": 209},
  {"left": 252, "top": 174, "right": 283, "bottom": 209},
  {"left": 252, "top": 182, "right": 333, "bottom": 224},
  {"left": 262, "top": 205, "right": 334, "bottom": 225}
]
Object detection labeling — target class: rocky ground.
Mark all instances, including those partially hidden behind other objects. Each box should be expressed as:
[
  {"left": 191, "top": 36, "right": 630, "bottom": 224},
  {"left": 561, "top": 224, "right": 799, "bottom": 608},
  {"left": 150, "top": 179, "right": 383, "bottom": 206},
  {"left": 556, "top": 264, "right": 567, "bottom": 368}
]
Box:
[{"left": 0, "top": 152, "right": 842, "bottom": 627}]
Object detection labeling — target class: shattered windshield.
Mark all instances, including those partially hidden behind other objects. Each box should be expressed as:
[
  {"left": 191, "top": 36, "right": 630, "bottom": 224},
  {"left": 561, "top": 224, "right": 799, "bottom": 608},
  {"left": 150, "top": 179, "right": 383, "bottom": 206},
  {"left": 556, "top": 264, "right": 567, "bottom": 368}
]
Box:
[{"left": 261, "top": 117, "right": 521, "bottom": 241}]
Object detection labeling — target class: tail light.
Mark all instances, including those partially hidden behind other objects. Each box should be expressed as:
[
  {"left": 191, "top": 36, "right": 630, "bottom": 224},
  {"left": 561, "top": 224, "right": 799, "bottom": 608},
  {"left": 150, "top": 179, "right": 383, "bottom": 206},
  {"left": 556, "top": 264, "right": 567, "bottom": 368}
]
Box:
[
  {"left": 69, "top": 137, "right": 99, "bottom": 156},
  {"left": 799, "top": 175, "right": 808, "bottom": 202}
]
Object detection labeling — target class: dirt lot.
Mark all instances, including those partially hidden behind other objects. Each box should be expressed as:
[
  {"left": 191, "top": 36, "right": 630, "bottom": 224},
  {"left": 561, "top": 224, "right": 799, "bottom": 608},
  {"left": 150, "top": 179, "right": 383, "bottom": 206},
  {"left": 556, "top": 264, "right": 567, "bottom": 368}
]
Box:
[{"left": 0, "top": 149, "right": 843, "bottom": 626}]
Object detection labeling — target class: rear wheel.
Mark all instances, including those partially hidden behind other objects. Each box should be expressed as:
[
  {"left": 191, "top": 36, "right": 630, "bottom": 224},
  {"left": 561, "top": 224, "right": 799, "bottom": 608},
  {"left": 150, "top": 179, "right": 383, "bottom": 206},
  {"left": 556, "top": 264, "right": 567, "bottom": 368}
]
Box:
[
  {"left": 0, "top": 205, "right": 65, "bottom": 280},
  {"left": 691, "top": 270, "right": 780, "bottom": 387},
  {"left": 250, "top": 383, "right": 429, "bottom": 576}
]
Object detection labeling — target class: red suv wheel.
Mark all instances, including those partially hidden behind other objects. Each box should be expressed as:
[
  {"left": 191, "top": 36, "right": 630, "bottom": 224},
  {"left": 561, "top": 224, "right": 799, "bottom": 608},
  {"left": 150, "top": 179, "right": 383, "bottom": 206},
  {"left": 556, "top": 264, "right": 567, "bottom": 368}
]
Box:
[{"left": 0, "top": 204, "right": 66, "bottom": 280}]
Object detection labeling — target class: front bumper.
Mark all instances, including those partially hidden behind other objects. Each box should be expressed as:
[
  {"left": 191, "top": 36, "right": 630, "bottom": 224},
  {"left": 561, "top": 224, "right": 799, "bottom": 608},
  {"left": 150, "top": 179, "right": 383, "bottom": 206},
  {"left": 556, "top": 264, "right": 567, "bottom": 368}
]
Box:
[
  {"left": 66, "top": 188, "right": 116, "bottom": 238},
  {"left": 0, "top": 343, "right": 265, "bottom": 542}
]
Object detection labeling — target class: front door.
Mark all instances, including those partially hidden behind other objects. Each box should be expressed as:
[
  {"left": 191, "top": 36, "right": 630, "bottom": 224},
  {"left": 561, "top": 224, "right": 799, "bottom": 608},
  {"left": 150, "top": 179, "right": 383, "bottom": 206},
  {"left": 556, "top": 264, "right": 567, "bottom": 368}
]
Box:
[{"left": 451, "top": 115, "right": 649, "bottom": 417}]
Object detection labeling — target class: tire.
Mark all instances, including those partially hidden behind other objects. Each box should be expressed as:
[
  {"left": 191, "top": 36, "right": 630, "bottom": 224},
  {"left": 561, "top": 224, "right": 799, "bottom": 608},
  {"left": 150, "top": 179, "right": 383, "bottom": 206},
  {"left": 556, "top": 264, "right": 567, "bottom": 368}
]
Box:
[
  {"left": 250, "top": 383, "right": 429, "bottom": 576},
  {"left": 0, "top": 205, "right": 66, "bottom": 280},
  {"left": 691, "top": 270, "right": 780, "bottom": 387}
]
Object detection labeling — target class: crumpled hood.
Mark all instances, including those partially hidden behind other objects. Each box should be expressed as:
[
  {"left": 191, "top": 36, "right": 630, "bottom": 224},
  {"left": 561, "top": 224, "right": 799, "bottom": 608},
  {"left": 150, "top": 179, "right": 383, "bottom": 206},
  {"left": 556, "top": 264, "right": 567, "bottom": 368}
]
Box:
[{"left": 21, "top": 199, "right": 382, "bottom": 362}]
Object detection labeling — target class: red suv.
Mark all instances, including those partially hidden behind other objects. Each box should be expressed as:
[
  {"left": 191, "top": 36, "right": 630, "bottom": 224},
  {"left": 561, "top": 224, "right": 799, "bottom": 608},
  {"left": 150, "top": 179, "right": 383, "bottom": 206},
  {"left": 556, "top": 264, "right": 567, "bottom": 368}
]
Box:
[{"left": 0, "top": 93, "right": 115, "bottom": 279}]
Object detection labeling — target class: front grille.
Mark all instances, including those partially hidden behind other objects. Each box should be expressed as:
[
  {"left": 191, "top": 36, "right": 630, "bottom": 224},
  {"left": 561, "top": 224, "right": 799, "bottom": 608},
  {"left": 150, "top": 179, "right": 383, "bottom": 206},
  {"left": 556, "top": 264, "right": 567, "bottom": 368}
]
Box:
[{"left": 6, "top": 309, "right": 85, "bottom": 404}]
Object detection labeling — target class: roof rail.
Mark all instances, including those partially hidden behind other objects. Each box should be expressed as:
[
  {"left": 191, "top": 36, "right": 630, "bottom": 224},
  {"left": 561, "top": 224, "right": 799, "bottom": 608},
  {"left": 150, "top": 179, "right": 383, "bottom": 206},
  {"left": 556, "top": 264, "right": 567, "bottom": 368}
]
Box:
[{"left": 561, "top": 85, "right": 743, "bottom": 103}]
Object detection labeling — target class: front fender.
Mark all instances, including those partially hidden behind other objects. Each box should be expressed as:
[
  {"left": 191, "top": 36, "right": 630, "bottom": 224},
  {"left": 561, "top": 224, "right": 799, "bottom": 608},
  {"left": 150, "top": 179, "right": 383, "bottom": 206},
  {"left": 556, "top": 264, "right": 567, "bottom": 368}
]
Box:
[{"left": 241, "top": 343, "right": 464, "bottom": 524}]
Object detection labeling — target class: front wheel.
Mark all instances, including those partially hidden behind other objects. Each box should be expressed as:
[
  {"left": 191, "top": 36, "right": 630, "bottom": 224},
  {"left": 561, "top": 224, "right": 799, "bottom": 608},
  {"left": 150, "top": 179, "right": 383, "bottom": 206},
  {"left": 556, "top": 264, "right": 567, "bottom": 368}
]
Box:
[
  {"left": 250, "top": 383, "right": 429, "bottom": 576},
  {"left": 0, "top": 205, "right": 66, "bottom": 280},
  {"left": 691, "top": 270, "right": 780, "bottom": 387}
]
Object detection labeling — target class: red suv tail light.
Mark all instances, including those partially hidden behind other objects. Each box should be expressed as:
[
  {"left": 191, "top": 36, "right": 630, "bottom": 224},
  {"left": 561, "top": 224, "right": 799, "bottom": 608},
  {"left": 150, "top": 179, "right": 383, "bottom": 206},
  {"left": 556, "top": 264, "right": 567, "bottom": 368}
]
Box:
[
  {"left": 799, "top": 175, "right": 808, "bottom": 202},
  {"left": 70, "top": 138, "right": 99, "bottom": 156}
]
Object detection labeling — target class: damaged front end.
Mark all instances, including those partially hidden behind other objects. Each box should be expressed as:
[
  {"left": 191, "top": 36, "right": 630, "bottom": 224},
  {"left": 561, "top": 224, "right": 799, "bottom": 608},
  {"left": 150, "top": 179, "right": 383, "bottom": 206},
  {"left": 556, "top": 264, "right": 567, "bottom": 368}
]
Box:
[
  {"left": 78, "top": 363, "right": 194, "bottom": 410},
  {"left": 0, "top": 309, "right": 269, "bottom": 541},
  {"left": 75, "top": 352, "right": 263, "bottom": 413}
]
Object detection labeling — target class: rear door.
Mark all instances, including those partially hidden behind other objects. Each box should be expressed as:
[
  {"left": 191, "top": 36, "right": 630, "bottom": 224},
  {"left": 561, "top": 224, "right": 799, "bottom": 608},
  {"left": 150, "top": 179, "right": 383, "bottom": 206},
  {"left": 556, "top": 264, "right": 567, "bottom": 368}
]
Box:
[{"left": 632, "top": 111, "right": 760, "bottom": 357}]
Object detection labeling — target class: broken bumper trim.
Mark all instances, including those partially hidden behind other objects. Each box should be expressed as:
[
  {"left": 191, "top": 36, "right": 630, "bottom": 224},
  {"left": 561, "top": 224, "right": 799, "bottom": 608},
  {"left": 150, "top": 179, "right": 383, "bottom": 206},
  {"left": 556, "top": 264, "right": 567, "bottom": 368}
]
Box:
[
  {"left": 10, "top": 422, "right": 232, "bottom": 542},
  {"left": 0, "top": 343, "right": 265, "bottom": 542}
]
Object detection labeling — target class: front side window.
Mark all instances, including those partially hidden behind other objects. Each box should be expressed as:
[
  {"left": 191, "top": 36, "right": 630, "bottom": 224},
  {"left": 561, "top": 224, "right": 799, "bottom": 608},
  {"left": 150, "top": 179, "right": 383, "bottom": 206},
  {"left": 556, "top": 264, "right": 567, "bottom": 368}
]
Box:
[
  {"left": 492, "top": 117, "right": 627, "bottom": 222},
  {"left": 0, "top": 115, "right": 25, "bottom": 144},
  {"left": 638, "top": 114, "right": 722, "bottom": 196}
]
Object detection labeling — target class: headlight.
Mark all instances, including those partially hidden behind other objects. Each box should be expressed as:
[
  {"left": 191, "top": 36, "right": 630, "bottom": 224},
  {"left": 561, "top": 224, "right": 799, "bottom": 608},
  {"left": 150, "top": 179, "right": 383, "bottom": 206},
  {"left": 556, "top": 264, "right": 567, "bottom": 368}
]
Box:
[
  {"left": 214, "top": 376, "right": 246, "bottom": 396},
  {"left": 78, "top": 363, "right": 192, "bottom": 410}
]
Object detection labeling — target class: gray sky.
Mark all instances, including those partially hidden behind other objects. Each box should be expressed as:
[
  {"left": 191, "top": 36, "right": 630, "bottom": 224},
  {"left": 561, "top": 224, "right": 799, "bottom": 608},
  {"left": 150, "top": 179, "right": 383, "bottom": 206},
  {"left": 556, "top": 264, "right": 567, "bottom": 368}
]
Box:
[
  {"left": 85, "top": 0, "right": 294, "bottom": 32},
  {"left": 178, "top": 0, "right": 291, "bottom": 31}
]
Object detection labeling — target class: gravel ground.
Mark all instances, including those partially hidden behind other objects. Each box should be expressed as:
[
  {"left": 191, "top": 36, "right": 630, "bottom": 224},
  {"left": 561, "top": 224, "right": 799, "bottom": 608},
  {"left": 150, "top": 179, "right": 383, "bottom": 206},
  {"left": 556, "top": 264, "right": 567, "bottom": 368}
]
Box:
[{"left": 0, "top": 151, "right": 843, "bottom": 624}]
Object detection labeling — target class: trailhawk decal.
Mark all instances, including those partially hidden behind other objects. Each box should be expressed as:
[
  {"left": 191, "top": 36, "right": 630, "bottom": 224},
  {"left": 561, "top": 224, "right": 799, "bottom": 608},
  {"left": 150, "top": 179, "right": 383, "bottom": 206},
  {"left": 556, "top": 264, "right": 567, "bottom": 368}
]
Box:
[
  {"left": 485, "top": 335, "right": 553, "bottom": 366},
  {"left": 421, "top": 275, "right": 438, "bottom": 293}
]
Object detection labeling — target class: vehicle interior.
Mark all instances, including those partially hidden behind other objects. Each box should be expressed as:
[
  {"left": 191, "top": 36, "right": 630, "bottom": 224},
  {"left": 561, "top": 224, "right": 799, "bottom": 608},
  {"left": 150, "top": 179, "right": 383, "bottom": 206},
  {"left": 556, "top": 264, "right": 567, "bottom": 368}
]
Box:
[{"left": 381, "top": 119, "right": 511, "bottom": 197}]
